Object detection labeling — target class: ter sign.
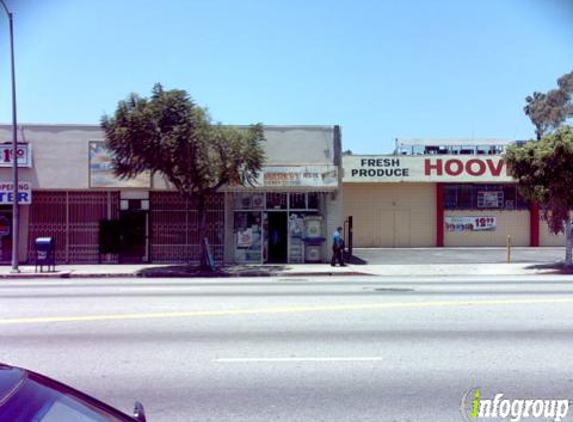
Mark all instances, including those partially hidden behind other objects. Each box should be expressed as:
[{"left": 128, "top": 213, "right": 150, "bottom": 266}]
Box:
[{"left": 0, "top": 182, "right": 32, "bottom": 204}]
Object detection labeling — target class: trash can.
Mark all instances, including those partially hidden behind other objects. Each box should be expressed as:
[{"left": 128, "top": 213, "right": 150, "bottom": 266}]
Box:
[{"left": 35, "top": 237, "right": 55, "bottom": 272}]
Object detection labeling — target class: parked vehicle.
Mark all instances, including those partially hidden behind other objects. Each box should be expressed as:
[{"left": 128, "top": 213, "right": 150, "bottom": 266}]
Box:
[{"left": 0, "top": 362, "right": 147, "bottom": 422}]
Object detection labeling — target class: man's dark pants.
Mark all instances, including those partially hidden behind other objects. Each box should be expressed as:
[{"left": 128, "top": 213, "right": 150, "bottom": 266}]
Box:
[{"left": 331, "top": 245, "right": 344, "bottom": 266}]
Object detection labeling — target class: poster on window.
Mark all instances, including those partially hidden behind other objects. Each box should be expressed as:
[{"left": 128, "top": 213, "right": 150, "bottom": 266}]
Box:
[
  {"left": 237, "top": 228, "right": 254, "bottom": 248},
  {"left": 445, "top": 216, "right": 497, "bottom": 232}
]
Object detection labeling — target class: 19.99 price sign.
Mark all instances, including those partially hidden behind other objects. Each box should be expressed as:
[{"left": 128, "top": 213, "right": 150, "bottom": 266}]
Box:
[
  {"left": 474, "top": 216, "right": 496, "bottom": 230},
  {"left": 0, "top": 144, "right": 31, "bottom": 167},
  {"left": 445, "top": 216, "right": 497, "bottom": 232}
]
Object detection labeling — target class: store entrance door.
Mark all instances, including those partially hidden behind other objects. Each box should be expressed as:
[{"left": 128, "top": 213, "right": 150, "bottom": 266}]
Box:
[
  {"left": 379, "top": 209, "right": 411, "bottom": 247},
  {"left": 119, "top": 210, "right": 148, "bottom": 263},
  {"left": 267, "top": 212, "right": 287, "bottom": 263},
  {"left": 0, "top": 209, "right": 12, "bottom": 263}
]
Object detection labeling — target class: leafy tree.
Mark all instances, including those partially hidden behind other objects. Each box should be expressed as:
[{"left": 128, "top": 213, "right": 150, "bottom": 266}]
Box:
[
  {"left": 101, "top": 84, "right": 265, "bottom": 267},
  {"left": 558, "top": 71, "right": 573, "bottom": 119},
  {"left": 504, "top": 126, "right": 573, "bottom": 266},
  {"left": 557, "top": 71, "right": 573, "bottom": 96},
  {"left": 524, "top": 70, "right": 573, "bottom": 140}
]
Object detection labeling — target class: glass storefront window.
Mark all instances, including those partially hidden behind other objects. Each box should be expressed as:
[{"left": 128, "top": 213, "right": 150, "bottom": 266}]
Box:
[
  {"left": 288, "top": 193, "right": 321, "bottom": 210},
  {"left": 308, "top": 193, "right": 320, "bottom": 210},
  {"left": 444, "top": 184, "right": 528, "bottom": 210},
  {"left": 266, "top": 193, "right": 287, "bottom": 209},
  {"left": 232, "top": 192, "right": 325, "bottom": 264},
  {"left": 288, "top": 213, "right": 305, "bottom": 263},
  {"left": 234, "top": 193, "right": 265, "bottom": 210},
  {"left": 234, "top": 211, "right": 262, "bottom": 263},
  {"left": 289, "top": 193, "right": 306, "bottom": 209}
]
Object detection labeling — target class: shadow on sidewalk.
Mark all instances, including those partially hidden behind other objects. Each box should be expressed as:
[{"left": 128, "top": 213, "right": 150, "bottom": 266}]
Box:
[
  {"left": 136, "top": 264, "right": 290, "bottom": 278},
  {"left": 136, "top": 265, "right": 230, "bottom": 278},
  {"left": 526, "top": 262, "right": 573, "bottom": 274}
]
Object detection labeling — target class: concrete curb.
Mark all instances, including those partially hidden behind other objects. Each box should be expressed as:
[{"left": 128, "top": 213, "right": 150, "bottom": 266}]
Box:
[
  {"left": 0, "top": 264, "right": 571, "bottom": 279},
  {"left": 0, "top": 270, "right": 374, "bottom": 279},
  {"left": 136, "top": 270, "right": 374, "bottom": 278},
  {"left": 0, "top": 271, "right": 72, "bottom": 279},
  {"left": 1, "top": 271, "right": 566, "bottom": 279},
  {"left": 202, "top": 271, "right": 373, "bottom": 278}
]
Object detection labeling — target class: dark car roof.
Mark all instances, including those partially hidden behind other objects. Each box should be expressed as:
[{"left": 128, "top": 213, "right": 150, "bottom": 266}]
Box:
[
  {"left": 1, "top": 363, "right": 138, "bottom": 421},
  {"left": 0, "top": 363, "right": 25, "bottom": 404}
]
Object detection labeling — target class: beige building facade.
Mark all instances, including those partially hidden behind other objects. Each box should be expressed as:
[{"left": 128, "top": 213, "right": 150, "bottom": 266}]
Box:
[
  {"left": 0, "top": 124, "right": 343, "bottom": 265},
  {"left": 344, "top": 153, "right": 565, "bottom": 248},
  {"left": 343, "top": 183, "right": 435, "bottom": 247}
]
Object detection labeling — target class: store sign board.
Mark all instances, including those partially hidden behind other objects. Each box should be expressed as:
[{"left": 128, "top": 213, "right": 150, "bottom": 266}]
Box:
[
  {"left": 0, "top": 181, "right": 32, "bottom": 204},
  {"left": 0, "top": 144, "right": 32, "bottom": 167},
  {"left": 258, "top": 166, "right": 338, "bottom": 188},
  {"left": 343, "top": 156, "right": 514, "bottom": 183},
  {"left": 89, "top": 141, "right": 151, "bottom": 188},
  {"left": 445, "top": 216, "right": 497, "bottom": 232}
]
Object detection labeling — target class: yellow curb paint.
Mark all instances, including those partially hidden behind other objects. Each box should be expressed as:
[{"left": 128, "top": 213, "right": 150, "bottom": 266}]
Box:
[{"left": 1, "top": 297, "right": 573, "bottom": 325}]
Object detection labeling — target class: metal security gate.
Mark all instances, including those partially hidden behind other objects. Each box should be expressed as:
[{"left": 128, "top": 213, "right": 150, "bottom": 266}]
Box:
[
  {"left": 68, "top": 192, "right": 120, "bottom": 262},
  {"left": 28, "top": 192, "right": 66, "bottom": 264},
  {"left": 150, "top": 192, "right": 224, "bottom": 263},
  {"left": 28, "top": 191, "right": 224, "bottom": 264},
  {"left": 28, "top": 191, "right": 120, "bottom": 263}
]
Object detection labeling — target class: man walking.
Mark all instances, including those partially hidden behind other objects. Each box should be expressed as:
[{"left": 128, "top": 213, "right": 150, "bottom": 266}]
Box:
[{"left": 331, "top": 226, "right": 346, "bottom": 267}]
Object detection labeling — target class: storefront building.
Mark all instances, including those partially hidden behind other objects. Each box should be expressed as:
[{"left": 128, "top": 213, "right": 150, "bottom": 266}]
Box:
[
  {"left": 343, "top": 140, "right": 564, "bottom": 248},
  {"left": 0, "top": 124, "right": 343, "bottom": 265}
]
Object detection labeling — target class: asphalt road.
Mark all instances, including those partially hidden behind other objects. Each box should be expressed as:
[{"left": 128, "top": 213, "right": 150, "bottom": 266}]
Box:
[{"left": 2, "top": 275, "right": 573, "bottom": 422}]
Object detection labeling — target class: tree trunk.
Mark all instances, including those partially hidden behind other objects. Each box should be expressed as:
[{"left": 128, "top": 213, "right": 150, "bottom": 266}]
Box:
[
  {"left": 197, "top": 194, "right": 208, "bottom": 269},
  {"left": 566, "top": 217, "right": 573, "bottom": 267}
]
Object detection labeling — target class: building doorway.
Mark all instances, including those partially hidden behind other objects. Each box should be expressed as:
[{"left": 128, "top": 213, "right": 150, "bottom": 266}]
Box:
[
  {"left": 266, "top": 212, "right": 287, "bottom": 263},
  {"left": 379, "top": 208, "right": 411, "bottom": 247},
  {"left": 0, "top": 208, "right": 12, "bottom": 263},
  {"left": 119, "top": 210, "right": 148, "bottom": 263}
]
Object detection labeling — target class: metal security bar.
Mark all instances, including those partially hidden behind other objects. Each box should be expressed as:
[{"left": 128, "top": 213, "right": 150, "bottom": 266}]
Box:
[
  {"left": 28, "top": 191, "right": 119, "bottom": 264},
  {"left": 150, "top": 192, "right": 224, "bottom": 263}
]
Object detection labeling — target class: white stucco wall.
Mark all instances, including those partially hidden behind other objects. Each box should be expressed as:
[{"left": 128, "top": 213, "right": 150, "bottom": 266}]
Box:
[
  {"left": 153, "top": 125, "right": 338, "bottom": 190},
  {"left": 0, "top": 124, "right": 337, "bottom": 191},
  {"left": 0, "top": 124, "right": 99, "bottom": 189}
]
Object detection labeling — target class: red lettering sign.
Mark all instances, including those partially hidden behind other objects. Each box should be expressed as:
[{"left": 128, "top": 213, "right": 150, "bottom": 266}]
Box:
[
  {"left": 486, "top": 159, "right": 505, "bottom": 176},
  {"left": 425, "top": 159, "right": 442, "bottom": 176},
  {"left": 445, "top": 159, "right": 463, "bottom": 176},
  {"left": 466, "top": 159, "right": 486, "bottom": 176},
  {"left": 424, "top": 158, "right": 506, "bottom": 178}
]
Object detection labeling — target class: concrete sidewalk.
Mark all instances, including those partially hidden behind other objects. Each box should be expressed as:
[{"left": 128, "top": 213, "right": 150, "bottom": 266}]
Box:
[
  {"left": 0, "top": 263, "right": 370, "bottom": 279},
  {"left": 0, "top": 256, "right": 570, "bottom": 279},
  {"left": 0, "top": 247, "right": 568, "bottom": 279}
]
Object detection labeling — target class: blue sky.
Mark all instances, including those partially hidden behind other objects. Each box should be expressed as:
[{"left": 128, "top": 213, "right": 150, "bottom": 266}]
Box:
[{"left": 0, "top": 0, "right": 571, "bottom": 153}]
